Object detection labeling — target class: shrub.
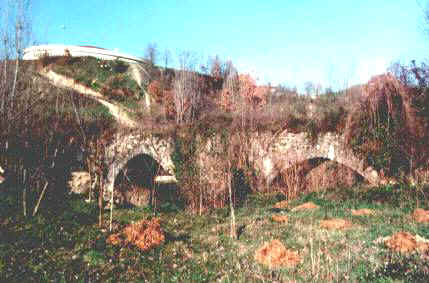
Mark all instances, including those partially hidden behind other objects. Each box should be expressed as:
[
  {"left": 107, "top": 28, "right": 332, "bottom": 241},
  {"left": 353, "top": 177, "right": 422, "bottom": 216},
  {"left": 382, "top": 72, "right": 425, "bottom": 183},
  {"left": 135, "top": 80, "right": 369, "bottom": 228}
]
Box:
[{"left": 346, "top": 70, "right": 429, "bottom": 176}]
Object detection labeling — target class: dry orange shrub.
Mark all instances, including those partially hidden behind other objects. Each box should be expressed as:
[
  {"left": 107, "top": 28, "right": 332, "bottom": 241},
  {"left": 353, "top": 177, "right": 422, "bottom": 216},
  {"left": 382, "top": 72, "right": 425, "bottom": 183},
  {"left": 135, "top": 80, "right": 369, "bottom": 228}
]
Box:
[
  {"left": 106, "top": 233, "right": 122, "bottom": 245},
  {"left": 320, "top": 218, "right": 352, "bottom": 230},
  {"left": 271, "top": 215, "right": 288, "bottom": 223},
  {"left": 291, "top": 202, "right": 319, "bottom": 211},
  {"left": 254, "top": 239, "right": 300, "bottom": 268},
  {"left": 273, "top": 200, "right": 289, "bottom": 209},
  {"left": 382, "top": 232, "right": 429, "bottom": 253},
  {"left": 351, "top": 208, "right": 375, "bottom": 216},
  {"left": 106, "top": 218, "right": 165, "bottom": 251},
  {"left": 412, "top": 208, "right": 429, "bottom": 223}
]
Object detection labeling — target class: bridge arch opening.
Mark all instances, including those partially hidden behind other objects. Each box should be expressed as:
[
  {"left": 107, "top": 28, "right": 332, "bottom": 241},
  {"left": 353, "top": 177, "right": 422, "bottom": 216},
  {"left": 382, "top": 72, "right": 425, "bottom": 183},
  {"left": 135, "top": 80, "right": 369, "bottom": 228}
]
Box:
[
  {"left": 271, "top": 157, "right": 366, "bottom": 196},
  {"left": 113, "top": 153, "right": 180, "bottom": 208}
]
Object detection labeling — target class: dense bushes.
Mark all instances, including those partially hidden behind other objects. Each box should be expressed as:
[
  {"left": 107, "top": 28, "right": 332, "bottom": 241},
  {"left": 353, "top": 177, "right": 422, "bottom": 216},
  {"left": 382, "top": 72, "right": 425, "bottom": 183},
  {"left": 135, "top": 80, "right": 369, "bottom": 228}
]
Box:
[
  {"left": 346, "top": 65, "right": 429, "bottom": 177},
  {"left": 4, "top": 55, "right": 429, "bottom": 216},
  {"left": 0, "top": 61, "right": 115, "bottom": 217},
  {"left": 50, "top": 56, "right": 143, "bottom": 102}
]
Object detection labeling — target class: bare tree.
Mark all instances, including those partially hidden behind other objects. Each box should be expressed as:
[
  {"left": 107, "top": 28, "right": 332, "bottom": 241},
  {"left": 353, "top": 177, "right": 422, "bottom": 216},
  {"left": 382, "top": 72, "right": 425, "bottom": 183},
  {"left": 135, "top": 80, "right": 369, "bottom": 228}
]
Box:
[
  {"left": 219, "top": 64, "right": 239, "bottom": 111},
  {"left": 209, "top": 55, "right": 223, "bottom": 79},
  {"left": 144, "top": 42, "right": 158, "bottom": 65},
  {"left": 173, "top": 51, "right": 201, "bottom": 124},
  {"left": 0, "top": 0, "right": 32, "bottom": 115},
  {"left": 226, "top": 148, "right": 236, "bottom": 239},
  {"left": 162, "top": 48, "right": 171, "bottom": 69},
  {"left": 314, "top": 83, "right": 323, "bottom": 97},
  {"left": 304, "top": 81, "right": 314, "bottom": 96}
]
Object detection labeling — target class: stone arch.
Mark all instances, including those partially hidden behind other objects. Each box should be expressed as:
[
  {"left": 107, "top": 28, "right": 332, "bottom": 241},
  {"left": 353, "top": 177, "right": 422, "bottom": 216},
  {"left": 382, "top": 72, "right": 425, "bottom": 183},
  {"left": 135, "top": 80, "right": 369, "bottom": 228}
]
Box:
[
  {"left": 104, "top": 133, "right": 176, "bottom": 201},
  {"left": 114, "top": 153, "right": 165, "bottom": 188},
  {"left": 264, "top": 132, "right": 380, "bottom": 186},
  {"left": 112, "top": 152, "right": 182, "bottom": 207},
  {"left": 272, "top": 157, "right": 366, "bottom": 192}
]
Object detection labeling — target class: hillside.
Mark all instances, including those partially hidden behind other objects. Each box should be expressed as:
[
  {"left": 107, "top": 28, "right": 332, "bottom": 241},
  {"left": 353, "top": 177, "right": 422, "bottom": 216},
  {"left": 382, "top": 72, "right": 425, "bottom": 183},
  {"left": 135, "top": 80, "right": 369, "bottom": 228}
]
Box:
[
  {"left": 1, "top": 55, "right": 429, "bottom": 282},
  {"left": 19, "top": 56, "right": 429, "bottom": 184}
]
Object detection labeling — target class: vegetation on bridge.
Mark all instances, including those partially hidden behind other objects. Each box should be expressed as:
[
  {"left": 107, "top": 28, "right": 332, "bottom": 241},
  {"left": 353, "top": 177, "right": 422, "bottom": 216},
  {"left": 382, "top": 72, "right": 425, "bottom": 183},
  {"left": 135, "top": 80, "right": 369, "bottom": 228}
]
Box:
[{"left": 1, "top": 2, "right": 429, "bottom": 280}]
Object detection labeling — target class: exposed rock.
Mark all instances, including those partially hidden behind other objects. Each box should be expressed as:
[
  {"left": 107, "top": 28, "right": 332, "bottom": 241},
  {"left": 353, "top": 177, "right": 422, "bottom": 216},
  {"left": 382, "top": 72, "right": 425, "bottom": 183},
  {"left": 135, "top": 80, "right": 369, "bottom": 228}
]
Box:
[
  {"left": 320, "top": 218, "right": 352, "bottom": 230},
  {"left": 68, "top": 171, "right": 91, "bottom": 194},
  {"left": 254, "top": 239, "right": 300, "bottom": 268},
  {"left": 412, "top": 208, "right": 429, "bottom": 223},
  {"left": 291, "top": 202, "right": 319, "bottom": 211}
]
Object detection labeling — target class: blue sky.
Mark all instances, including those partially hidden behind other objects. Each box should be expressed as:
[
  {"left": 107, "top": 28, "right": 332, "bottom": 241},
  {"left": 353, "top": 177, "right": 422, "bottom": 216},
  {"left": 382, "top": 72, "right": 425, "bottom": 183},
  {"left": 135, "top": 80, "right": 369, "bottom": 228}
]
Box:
[{"left": 31, "top": 0, "right": 428, "bottom": 90}]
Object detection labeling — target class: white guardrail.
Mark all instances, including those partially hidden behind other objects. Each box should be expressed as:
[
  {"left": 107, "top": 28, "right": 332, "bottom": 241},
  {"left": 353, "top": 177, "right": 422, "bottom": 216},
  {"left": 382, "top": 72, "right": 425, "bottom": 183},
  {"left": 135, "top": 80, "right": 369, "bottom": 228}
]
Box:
[
  {"left": 154, "top": 175, "right": 177, "bottom": 184},
  {"left": 0, "top": 166, "right": 5, "bottom": 184},
  {"left": 23, "top": 44, "right": 145, "bottom": 64}
]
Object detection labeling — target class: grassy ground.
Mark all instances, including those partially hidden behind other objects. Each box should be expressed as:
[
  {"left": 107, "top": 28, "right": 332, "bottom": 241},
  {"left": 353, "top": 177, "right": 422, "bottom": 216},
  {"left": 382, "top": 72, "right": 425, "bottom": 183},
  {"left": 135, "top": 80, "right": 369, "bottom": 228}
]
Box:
[
  {"left": 0, "top": 185, "right": 428, "bottom": 282},
  {"left": 50, "top": 57, "right": 143, "bottom": 102}
]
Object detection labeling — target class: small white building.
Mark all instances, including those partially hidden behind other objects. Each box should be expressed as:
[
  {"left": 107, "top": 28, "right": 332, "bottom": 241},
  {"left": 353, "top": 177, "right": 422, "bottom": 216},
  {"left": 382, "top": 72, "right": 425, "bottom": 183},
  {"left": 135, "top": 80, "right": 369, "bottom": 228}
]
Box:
[{"left": 23, "top": 44, "right": 145, "bottom": 64}]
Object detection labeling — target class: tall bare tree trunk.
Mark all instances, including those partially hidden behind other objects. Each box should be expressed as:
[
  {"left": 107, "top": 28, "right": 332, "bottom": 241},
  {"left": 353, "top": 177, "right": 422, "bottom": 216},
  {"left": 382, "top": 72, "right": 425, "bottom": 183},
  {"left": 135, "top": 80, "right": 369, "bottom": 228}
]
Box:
[
  {"left": 1, "top": 54, "right": 8, "bottom": 113},
  {"left": 32, "top": 181, "right": 48, "bottom": 216},
  {"left": 227, "top": 155, "right": 236, "bottom": 239},
  {"left": 109, "top": 166, "right": 115, "bottom": 232},
  {"left": 11, "top": 0, "right": 27, "bottom": 105},
  {"left": 22, "top": 168, "right": 27, "bottom": 216},
  {"left": 97, "top": 141, "right": 104, "bottom": 228},
  {"left": 98, "top": 174, "right": 104, "bottom": 227},
  {"left": 11, "top": 55, "right": 19, "bottom": 104}
]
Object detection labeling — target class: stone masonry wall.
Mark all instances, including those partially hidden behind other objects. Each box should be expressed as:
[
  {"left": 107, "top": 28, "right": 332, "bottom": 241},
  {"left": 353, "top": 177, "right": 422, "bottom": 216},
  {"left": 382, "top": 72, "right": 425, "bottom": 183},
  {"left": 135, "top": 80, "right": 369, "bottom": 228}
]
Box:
[{"left": 104, "top": 129, "right": 380, "bottom": 204}]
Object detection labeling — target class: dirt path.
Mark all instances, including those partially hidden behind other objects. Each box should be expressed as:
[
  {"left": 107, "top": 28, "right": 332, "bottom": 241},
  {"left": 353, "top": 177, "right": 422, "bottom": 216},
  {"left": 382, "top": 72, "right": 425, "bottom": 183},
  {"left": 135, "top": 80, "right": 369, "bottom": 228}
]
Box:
[
  {"left": 40, "top": 70, "right": 137, "bottom": 128},
  {"left": 129, "top": 63, "right": 151, "bottom": 108}
]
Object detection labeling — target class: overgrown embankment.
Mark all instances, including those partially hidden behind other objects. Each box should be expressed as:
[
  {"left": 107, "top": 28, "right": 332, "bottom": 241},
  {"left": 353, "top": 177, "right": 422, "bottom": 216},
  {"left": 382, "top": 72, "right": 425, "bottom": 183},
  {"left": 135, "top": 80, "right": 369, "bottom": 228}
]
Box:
[
  {"left": 0, "top": 60, "right": 115, "bottom": 219},
  {"left": 1, "top": 56, "right": 429, "bottom": 282},
  {"left": 346, "top": 68, "right": 429, "bottom": 179},
  {"left": 2, "top": 57, "right": 429, "bottom": 217}
]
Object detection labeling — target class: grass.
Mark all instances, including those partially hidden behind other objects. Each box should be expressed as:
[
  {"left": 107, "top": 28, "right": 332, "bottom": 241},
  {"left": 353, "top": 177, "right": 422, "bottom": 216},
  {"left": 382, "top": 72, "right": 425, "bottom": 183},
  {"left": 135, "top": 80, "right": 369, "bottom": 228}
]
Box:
[
  {"left": 0, "top": 184, "right": 428, "bottom": 282},
  {"left": 47, "top": 56, "right": 148, "bottom": 121},
  {"left": 50, "top": 56, "right": 142, "bottom": 103}
]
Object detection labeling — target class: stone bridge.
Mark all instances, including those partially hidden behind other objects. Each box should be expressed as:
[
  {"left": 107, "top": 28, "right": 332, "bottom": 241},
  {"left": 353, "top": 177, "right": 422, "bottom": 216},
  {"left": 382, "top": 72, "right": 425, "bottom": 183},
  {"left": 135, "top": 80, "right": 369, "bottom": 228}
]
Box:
[
  {"left": 104, "top": 130, "right": 380, "bottom": 198},
  {"left": 105, "top": 132, "right": 176, "bottom": 196},
  {"left": 254, "top": 131, "right": 379, "bottom": 186}
]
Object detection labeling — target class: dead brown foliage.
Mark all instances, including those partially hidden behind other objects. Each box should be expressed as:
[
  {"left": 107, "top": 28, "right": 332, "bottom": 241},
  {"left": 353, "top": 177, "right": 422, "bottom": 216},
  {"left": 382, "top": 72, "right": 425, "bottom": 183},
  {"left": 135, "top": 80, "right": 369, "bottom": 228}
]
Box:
[
  {"left": 304, "top": 160, "right": 363, "bottom": 193},
  {"left": 345, "top": 72, "right": 429, "bottom": 175},
  {"left": 106, "top": 218, "right": 165, "bottom": 251},
  {"left": 320, "top": 218, "right": 352, "bottom": 230},
  {"left": 254, "top": 239, "right": 300, "bottom": 268},
  {"left": 291, "top": 202, "right": 319, "bottom": 211},
  {"left": 271, "top": 215, "right": 289, "bottom": 223},
  {"left": 273, "top": 200, "right": 289, "bottom": 209},
  {"left": 106, "top": 233, "right": 122, "bottom": 245},
  {"left": 351, "top": 208, "right": 375, "bottom": 216},
  {"left": 382, "top": 232, "right": 429, "bottom": 253},
  {"left": 412, "top": 208, "right": 429, "bottom": 223},
  {"left": 147, "top": 80, "right": 164, "bottom": 103}
]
